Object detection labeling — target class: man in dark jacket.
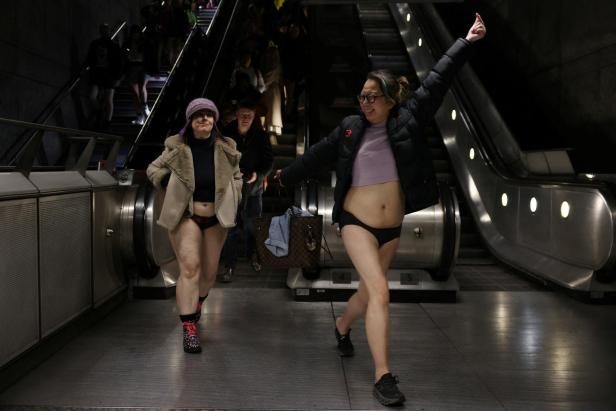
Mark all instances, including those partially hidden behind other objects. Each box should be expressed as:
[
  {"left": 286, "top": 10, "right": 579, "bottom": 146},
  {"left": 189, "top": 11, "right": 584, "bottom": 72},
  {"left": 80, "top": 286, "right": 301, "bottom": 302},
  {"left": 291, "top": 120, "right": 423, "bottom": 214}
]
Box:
[{"left": 220, "top": 98, "right": 274, "bottom": 282}]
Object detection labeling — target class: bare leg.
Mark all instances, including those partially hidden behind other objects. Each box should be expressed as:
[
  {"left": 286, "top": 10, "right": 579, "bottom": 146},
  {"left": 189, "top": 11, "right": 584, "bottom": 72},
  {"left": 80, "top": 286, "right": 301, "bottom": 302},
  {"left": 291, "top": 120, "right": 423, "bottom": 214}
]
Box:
[
  {"left": 168, "top": 219, "right": 202, "bottom": 315},
  {"left": 340, "top": 225, "right": 400, "bottom": 382},
  {"left": 336, "top": 236, "right": 398, "bottom": 333},
  {"left": 199, "top": 223, "right": 227, "bottom": 296}
]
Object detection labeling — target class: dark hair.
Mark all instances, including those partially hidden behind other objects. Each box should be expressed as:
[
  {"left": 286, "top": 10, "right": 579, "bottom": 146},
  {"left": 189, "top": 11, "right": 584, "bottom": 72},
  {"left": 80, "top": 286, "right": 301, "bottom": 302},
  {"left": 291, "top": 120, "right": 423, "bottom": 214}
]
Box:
[
  {"left": 236, "top": 98, "right": 258, "bottom": 111},
  {"left": 366, "top": 70, "right": 410, "bottom": 104}
]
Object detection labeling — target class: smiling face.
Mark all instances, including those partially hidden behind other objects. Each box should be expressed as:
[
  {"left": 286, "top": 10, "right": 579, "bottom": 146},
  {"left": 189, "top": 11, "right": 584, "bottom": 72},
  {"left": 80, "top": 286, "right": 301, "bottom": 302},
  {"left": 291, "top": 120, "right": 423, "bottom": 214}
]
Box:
[
  {"left": 191, "top": 109, "right": 215, "bottom": 138},
  {"left": 358, "top": 79, "right": 394, "bottom": 125}
]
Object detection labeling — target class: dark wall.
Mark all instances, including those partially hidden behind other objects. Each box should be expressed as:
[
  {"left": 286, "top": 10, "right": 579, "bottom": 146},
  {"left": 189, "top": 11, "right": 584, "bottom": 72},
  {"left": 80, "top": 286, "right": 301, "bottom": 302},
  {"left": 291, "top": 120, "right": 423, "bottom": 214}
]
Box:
[
  {"left": 436, "top": 0, "right": 616, "bottom": 173},
  {"left": 0, "top": 0, "right": 149, "bottom": 158}
]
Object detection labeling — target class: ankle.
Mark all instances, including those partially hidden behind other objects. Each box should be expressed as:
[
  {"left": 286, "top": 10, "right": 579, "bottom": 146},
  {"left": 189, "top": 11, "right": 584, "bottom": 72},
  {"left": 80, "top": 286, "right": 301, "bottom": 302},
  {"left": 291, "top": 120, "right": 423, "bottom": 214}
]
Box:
[
  {"left": 375, "top": 369, "right": 391, "bottom": 383},
  {"left": 335, "top": 317, "right": 349, "bottom": 335}
]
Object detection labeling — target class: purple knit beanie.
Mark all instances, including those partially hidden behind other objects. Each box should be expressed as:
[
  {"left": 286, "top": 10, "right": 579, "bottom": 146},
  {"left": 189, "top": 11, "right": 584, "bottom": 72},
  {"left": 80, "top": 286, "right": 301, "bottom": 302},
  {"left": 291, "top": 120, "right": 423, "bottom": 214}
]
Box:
[
  {"left": 180, "top": 98, "right": 219, "bottom": 138},
  {"left": 185, "top": 98, "right": 219, "bottom": 122}
]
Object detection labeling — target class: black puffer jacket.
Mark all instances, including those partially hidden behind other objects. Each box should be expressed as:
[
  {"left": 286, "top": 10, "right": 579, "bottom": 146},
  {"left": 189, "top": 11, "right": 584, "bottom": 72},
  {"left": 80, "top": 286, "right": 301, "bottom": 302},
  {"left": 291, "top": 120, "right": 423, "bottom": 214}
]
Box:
[{"left": 281, "top": 38, "right": 472, "bottom": 223}]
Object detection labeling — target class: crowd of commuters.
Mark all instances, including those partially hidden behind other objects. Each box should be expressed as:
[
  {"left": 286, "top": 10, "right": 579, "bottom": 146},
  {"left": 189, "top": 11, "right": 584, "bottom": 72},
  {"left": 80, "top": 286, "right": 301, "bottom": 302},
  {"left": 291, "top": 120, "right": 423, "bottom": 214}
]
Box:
[
  {"left": 86, "top": 0, "right": 200, "bottom": 129},
  {"left": 145, "top": 0, "right": 486, "bottom": 406}
]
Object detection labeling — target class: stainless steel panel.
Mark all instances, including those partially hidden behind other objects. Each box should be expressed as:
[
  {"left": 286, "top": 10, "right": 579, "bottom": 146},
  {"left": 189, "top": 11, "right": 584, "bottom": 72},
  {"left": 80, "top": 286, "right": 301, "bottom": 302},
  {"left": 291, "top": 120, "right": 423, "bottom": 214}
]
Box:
[
  {"left": 391, "top": 4, "right": 616, "bottom": 291},
  {"left": 0, "top": 172, "right": 39, "bottom": 198},
  {"left": 29, "top": 171, "right": 91, "bottom": 193},
  {"left": 93, "top": 188, "right": 127, "bottom": 307},
  {"left": 318, "top": 186, "right": 444, "bottom": 268},
  {"left": 550, "top": 188, "right": 613, "bottom": 268},
  {"left": 0, "top": 198, "right": 38, "bottom": 367},
  {"left": 39, "top": 192, "right": 92, "bottom": 337},
  {"left": 85, "top": 170, "right": 118, "bottom": 188},
  {"left": 118, "top": 185, "right": 138, "bottom": 265},
  {"left": 518, "top": 186, "right": 552, "bottom": 252}
]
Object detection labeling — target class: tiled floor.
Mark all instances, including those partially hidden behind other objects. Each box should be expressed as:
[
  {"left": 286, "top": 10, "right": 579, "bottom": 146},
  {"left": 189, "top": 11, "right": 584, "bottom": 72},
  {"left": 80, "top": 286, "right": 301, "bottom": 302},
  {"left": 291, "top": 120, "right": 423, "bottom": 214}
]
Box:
[{"left": 2, "top": 267, "right": 615, "bottom": 410}]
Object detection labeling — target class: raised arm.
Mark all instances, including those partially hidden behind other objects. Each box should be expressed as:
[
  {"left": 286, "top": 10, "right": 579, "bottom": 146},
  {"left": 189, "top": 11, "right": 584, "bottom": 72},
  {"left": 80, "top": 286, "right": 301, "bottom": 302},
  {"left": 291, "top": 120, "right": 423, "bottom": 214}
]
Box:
[{"left": 403, "top": 13, "right": 486, "bottom": 127}]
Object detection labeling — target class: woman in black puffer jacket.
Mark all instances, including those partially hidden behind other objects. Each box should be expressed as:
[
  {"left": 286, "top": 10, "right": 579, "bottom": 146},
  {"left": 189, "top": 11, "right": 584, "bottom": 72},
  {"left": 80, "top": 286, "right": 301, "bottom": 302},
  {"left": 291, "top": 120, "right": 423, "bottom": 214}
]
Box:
[{"left": 275, "top": 14, "right": 486, "bottom": 406}]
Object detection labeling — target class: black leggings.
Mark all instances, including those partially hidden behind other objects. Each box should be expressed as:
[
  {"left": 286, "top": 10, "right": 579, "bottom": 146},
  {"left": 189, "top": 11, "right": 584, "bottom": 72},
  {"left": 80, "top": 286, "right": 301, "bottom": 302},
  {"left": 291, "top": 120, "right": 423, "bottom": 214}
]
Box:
[{"left": 338, "top": 210, "right": 401, "bottom": 247}]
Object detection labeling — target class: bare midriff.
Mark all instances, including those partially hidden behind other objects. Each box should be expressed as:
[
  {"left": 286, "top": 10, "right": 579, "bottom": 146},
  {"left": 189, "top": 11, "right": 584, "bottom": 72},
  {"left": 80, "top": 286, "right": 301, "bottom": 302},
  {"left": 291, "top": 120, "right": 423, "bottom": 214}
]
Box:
[
  {"left": 193, "top": 201, "right": 216, "bottom": 217},
  {"left": 342, "top": 181, "right": 405, "bottom": 228}
]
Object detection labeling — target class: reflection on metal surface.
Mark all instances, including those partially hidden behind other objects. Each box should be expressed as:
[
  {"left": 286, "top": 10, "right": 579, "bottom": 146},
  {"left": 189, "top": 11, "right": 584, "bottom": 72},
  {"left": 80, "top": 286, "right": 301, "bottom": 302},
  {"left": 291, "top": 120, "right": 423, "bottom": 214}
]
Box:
[
  {"left": 391, "top": 2, "right": 616, "bottom": 293},
  {"left": 560, "top": 201, "right": 570, "bottom": 218},
  {"left": 530, "top": 197, "right": 538, "bottom": 213},
  {"left": 451, "top": 109, "right": 457, "bottom": 121}
]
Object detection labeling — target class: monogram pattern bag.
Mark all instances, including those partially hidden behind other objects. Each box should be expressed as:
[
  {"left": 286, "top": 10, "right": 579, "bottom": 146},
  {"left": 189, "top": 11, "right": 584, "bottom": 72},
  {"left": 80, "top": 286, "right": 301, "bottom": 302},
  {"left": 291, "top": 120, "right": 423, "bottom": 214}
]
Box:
[{"left": 254, "top": 213, "right": 323, "bottom": 269}]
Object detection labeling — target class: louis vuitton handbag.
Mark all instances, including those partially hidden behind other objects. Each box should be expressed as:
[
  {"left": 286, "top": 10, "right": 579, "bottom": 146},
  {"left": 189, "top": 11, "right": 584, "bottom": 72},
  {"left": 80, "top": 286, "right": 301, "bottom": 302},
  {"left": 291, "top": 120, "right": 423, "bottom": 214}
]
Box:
[{"left": 254, "top": 209, "right": 324, "bottom": 269}]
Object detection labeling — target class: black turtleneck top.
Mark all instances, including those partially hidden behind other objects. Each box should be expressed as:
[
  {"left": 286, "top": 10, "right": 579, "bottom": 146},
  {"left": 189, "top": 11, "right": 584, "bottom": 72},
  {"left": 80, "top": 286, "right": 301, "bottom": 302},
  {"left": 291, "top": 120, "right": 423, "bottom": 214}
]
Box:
[{"left": 189, "top": 135, "right": 216, "bottom": 202}]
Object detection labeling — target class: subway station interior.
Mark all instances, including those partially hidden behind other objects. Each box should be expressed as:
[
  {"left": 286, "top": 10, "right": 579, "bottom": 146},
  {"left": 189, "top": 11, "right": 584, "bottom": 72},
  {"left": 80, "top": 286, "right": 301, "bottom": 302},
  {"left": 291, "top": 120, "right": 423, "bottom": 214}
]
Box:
[{"left": 2, "top": 0, "right": 616, "bottom": 409}]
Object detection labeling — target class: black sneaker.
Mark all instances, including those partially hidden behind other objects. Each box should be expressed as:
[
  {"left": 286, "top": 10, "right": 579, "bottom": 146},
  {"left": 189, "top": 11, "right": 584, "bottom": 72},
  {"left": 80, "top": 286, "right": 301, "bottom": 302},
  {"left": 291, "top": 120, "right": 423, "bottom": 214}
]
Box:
[
  {"left": 182, "top": 321, "right": 202, "bottom": 353},
  {"left": 373, "top": 373, "right": 406, "bottom": 406},
  {"left": 335, "top": 327, "right": 354, "bottom": 357}
]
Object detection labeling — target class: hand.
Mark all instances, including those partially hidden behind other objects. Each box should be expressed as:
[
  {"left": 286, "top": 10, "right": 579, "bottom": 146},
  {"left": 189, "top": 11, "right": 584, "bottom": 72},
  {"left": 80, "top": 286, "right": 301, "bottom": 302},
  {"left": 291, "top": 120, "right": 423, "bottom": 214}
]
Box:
[
  {"left": 273, "top": 169, "right": 285, "bottom": 187},
  {"left": 247, "top": 172, "right": 257, "bottom": 184},
  {"left": 465, "top": 13, "right": 486, "bottom": 43}
]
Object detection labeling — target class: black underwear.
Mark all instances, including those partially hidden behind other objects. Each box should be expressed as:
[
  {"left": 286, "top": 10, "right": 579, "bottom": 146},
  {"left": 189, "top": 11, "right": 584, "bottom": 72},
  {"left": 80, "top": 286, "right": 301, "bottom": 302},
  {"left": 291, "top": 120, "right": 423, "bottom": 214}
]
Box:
[
  {"left": 338, "top": 210, "right": 402, "bottom": 247},
  {"left": 189, "top": 214, "right": 219, "bottom": 231}
]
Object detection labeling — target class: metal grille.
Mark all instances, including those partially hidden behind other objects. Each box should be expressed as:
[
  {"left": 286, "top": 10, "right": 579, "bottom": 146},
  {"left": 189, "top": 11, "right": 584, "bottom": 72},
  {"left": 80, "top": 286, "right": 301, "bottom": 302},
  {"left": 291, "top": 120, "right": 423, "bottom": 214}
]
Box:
[
  {"left": 39, "top": 193, "right": 92, "bottom": 337},
  {"left": 0, "top": 199, "right": 38, "bottom": 367}
]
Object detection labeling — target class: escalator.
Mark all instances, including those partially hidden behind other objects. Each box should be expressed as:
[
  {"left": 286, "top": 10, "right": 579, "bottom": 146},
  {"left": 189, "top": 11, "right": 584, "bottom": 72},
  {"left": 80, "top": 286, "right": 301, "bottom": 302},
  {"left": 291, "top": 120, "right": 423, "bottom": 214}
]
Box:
[{"left": 388, "top": 3, "right": 616, "bottom": 297}]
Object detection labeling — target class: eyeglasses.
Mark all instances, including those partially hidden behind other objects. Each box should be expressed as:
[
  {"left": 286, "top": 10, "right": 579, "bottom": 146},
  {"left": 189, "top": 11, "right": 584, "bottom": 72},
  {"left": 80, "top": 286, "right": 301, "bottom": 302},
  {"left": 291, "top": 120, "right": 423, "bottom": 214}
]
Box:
[{"left": 357, "top": 94, "right": 384, "bottom": 104}]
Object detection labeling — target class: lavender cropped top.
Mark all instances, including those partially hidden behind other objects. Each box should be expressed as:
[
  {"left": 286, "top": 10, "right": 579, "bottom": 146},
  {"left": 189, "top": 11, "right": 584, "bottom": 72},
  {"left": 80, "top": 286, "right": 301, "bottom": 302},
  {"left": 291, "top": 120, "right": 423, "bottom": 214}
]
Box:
[{"left": 351, "top": 122, "right": 399, "bottom": 186}]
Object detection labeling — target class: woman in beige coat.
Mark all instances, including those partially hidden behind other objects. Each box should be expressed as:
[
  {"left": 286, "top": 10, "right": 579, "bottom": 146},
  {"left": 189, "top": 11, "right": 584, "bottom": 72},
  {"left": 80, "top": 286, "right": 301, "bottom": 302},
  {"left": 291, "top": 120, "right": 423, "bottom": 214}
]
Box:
[{"left": 147, "top": 98, "right": 243, "bottom": 353}]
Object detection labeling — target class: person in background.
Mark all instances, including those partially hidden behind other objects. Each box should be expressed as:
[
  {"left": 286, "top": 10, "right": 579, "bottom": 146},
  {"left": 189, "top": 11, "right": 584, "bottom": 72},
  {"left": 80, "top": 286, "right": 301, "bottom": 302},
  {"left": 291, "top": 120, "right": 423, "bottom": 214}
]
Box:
[
  {"left": 86, "top": 23, "right": 123, "bottom": 131},
  {"left": 274, "top": 14, "right": 486, "bottom": 407},
  {"left": 147, "top": 98, "right": 243, "bottom": 353},
  {"left": 220, "top": 98, "right": 273, "bottom": 282},
  {"left": 123, "top": 24, "right": 149, "bottom": 126}
]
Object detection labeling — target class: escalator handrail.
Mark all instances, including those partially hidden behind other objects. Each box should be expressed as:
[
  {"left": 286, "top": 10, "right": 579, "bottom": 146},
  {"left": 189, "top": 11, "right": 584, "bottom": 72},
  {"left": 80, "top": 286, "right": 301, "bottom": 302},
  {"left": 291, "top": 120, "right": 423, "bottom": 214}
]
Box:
[
  {"left": 0, "top": 117, "right": 123, "bottom": 175},
  {"left": 200, "top": 0, "right": 241, "bottom": 97},
  {"left": 125, "top": 25, "right": 203, "bottom": 165},
  {"left": 3, "top": 22, "right": 127, "bottom": 166}
]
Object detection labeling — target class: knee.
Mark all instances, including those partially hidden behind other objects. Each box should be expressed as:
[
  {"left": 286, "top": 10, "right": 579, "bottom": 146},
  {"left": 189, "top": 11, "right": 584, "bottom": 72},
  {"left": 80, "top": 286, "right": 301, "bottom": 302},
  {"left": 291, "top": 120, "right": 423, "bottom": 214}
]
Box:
[
  {"left": 367, "top": 285, "right": 390, "bottom": 307},
  {"left": 179, "top": 261, "right": 201, "bottom": 281}
]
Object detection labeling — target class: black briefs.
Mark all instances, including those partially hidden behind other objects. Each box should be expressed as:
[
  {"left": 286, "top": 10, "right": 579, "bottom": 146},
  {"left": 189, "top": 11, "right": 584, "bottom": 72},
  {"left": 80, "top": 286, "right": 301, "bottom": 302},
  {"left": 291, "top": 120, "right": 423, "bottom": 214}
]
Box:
[
  {"left": 338, "top": 210, "right": 402, "bottom": 247},
  {"left": 189, "top": 214, "right": 219, "bottom": 231}
]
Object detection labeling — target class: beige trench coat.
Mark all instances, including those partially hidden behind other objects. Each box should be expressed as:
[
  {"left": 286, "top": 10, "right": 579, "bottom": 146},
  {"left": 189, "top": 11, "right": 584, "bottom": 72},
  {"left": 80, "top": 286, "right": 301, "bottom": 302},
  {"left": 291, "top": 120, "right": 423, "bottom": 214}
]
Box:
[{"left": 147, "top": 134, "right": 243, "bottom": 231}]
